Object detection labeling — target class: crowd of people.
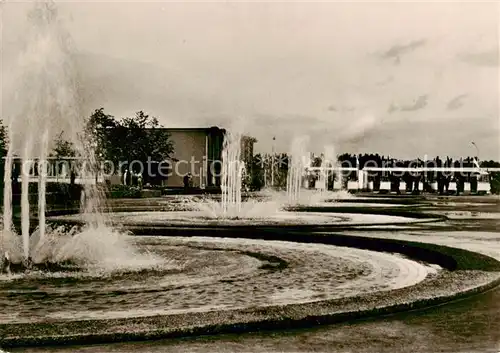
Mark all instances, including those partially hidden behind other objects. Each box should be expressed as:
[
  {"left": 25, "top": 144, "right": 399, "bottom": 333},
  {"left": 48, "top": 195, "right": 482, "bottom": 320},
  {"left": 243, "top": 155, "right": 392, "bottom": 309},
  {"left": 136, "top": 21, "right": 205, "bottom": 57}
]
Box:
[{"left": 122, "top": 169, "right": 143, "bottom": 189}]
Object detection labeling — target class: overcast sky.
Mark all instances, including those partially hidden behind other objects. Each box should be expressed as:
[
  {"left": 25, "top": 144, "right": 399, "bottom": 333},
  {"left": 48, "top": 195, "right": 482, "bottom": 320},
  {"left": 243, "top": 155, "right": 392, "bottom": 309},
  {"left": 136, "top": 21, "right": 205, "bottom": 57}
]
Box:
[{"left": 2, "top": 1, "right": 499, "bottom": 159}]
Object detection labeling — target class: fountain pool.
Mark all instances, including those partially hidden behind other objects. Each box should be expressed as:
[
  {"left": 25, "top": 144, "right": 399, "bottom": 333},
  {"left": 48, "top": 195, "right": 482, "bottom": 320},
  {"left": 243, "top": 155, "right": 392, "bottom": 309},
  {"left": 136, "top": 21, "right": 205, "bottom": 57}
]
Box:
[
  {"left": 49, "top": 209, "right": 432, "bottom": 228},
  {"left": 0, "top": 235, "right": 440, "bottom": 324}
]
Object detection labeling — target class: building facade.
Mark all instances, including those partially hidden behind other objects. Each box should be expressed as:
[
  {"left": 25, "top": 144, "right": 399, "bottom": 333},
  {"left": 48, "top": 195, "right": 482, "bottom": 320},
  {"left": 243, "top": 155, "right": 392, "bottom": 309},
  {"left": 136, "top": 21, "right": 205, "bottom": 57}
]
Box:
[
  {"left": 153, "top": 127, "right": 256, "bottom": 188},
  {"left": 12, "top": 127, "right": 257, "bottom": 189},
  {"left": 161, "top": 127, "right": 224, "bottom": 188}
]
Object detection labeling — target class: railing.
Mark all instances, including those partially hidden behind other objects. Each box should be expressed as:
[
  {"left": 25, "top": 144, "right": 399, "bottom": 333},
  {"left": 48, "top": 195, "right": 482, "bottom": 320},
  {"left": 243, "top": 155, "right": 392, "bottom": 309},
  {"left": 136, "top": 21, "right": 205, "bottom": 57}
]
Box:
[
  {"left": 303, "top": 166, "right": 497, "bottom": 193},
  {"left": 17, "top": 176, "right": 105, "bottom": 184},
  {"left": 305, "top": 166, "right": 500, "bottom": 173}
]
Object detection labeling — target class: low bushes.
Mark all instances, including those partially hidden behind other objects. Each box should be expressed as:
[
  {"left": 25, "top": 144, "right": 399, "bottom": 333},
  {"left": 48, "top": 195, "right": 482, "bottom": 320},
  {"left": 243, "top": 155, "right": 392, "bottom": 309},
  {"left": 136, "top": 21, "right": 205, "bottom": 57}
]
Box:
[
  {"left": 8, "top": 182, "right": 83, "bottom": 207},
  {"left": 27, "top": 182, "right": 83, "bottom": 196},
  {"left": 107, "top": 184, "right": 142, "bottom": 198},
  {"left": 490, "top": 173, "right": 500, "bottom": 195}
]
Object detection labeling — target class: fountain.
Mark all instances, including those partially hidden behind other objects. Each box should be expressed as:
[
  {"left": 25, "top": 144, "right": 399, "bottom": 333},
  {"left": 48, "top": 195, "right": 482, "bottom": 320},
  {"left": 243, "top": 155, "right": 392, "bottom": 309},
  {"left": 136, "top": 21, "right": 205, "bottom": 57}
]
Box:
[
  {"left": 1, "top": 3, "right": 498, "bottom": 350},
  {"left": 323, "top": 144, "right": 336, "bottom": 192},
  {"left": 0, "top": 2, "right": 160, "bottom": 273},
  {"left": 316, "top": 144, "right": 354, "bottom": 201},
  {"left": 194, "top": 134, "right": 343, "bottom": 219},
  {"left": 193, "top": 122, "right": 271, "bottom": 219},
  {"left": 2, "top": 123, "right": 14, "bottom": 236},
  {"left": 87, "top": 130, "right": 374, "bottom": 226},
  {"left": 286, "top": 136, "right": 309, "bottom": 204},
  {"left": 220, "top": 127, "right": 244, "bottom": 217},
  {"left": 183, "top": 131, "right": 354, "bottom": 218}
]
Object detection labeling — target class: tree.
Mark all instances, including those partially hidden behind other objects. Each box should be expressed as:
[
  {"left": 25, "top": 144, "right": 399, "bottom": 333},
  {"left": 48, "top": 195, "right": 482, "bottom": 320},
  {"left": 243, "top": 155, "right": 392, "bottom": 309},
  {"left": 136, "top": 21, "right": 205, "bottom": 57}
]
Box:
[
  {"left": 274, "top": 153, "right": 289, "bottom": 188},
  {"left": 0, "top": 120, "right": 6, "bottom": 156},
  {"left": 248, "top": 154, "right": 265, "bottom": 191},
  {"left": 48, "top": 131, "right": 78, "bottom": 181},
  {"left": 480, "top": 160, "right": 500, "bottom": 195},
  {"left": 480, "top": 160, "right": 500, "bottom": 168},
  {"left": 0, "top": 120, "right": 7, "bottom": 193},
  {"left": 83, "top": 108, "right": 120, "bottom": 165},
  {"left": 118, "top": 111, "right": 174, "bottom": 172},
  {"left": 51, "top": 131, "right": 77, "bottom": 159},
  {"left": 83, "top": 109, "right": 174, "bottom": 182}
]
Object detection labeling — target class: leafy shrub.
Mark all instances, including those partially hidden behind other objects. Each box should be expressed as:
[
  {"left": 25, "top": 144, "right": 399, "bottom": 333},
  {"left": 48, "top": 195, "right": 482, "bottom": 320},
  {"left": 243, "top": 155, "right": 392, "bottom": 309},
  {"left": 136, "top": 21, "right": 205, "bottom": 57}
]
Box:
[
  {"left": 23, "top": 182, "right": 83, "bottom": 202},
  {"left": 490, "top": 173, "right": 500, "bottom": 195},
  {"left": 107, "top": 184, "right": 142, "bottom": 198}
]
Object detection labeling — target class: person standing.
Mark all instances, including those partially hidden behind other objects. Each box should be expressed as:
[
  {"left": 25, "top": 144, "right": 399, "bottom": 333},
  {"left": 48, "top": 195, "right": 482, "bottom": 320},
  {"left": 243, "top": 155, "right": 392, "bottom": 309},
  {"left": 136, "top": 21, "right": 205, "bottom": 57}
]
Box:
[
  {"left": 396, "top": 175, "right": 401, "bottom": 195},
  {"left": 137, "top": 172, "right": 143, "bottom": 189},
  {"left": 123, "top": 169, "right": 129, "bottom": 186},
  {"left": 125, "top": 169, "right": 132, "bottom": 186},
  {"left": 70, "top": 170, "right": 76, "bottom": 186}
]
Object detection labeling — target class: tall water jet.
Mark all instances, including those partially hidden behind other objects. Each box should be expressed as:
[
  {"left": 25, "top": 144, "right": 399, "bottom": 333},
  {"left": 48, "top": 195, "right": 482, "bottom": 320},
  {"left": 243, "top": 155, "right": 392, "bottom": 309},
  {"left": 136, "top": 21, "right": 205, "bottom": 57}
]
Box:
[
  {"left": 286, "top": 136, "right": 309, "bottom": 204},
  {"left": 0, "top": 1, "right": 167, "bottom": 274},
  {"left": 337, "top": 158, "right": 344, "bottom": 191},
  {"left": 21, "top": 144, "right": 32, "bottom": 261},
  {"left": 2, "top": 126, "right": 14, "bottom": 236},
  {"left": 1, "top": 2, "right": 105, "bottom": 268},
  {"left": 1, "top": 131, "right": 15, "bottom": 268},
  {"left": 324, "top": 144, "right": 346, "bottom": 191},
  {"left": 221, "top": 127, "right": 243, "bottom": 217},
  {"left": 38, "top": 130, "right": 50, "bottom": 243},
  {"left": 323, "top": 145, "right": 336, "bottom": 192}
]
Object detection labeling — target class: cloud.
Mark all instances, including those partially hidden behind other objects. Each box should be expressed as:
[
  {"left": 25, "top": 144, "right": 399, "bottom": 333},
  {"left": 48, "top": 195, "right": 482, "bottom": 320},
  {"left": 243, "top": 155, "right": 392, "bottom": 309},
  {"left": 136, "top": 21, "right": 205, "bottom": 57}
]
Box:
[
  {"left": 69, "top": 52, "right": 223, "bottom": 122},
  {"left": 389, "top": 95, "right": 429, "bottom": 113},
  {"left": 401, "top": 95, "right": 428, "bottom": 112},
  {"left": 387, "top": 103, "right": 398, "bottom": 114},
  {"left": 446, "top": 94, "right": 468, "bottom": 111},
  {"left": 380, "top": 39, "right": 426, "bottom": 63},
  {"left": 337, "top": 114, "right": 380, "bottom": 144},
  {"left": 250, "top": 113, "right": 325, "bottom": 138},
  {"left": 327, "top": 105, "right": 356, "bottom": 113},
  {"left": 458, "top": 50, "right": 498, "bottom": 67},
  {"left": 253, "top": 113, "right": 322, "bottom": 126},
  {"left": 363, "top": 115, "right": 499, "bottom": 159},
  {"left": 375, "top": 76, "right": 394, "bottom": 87}
]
